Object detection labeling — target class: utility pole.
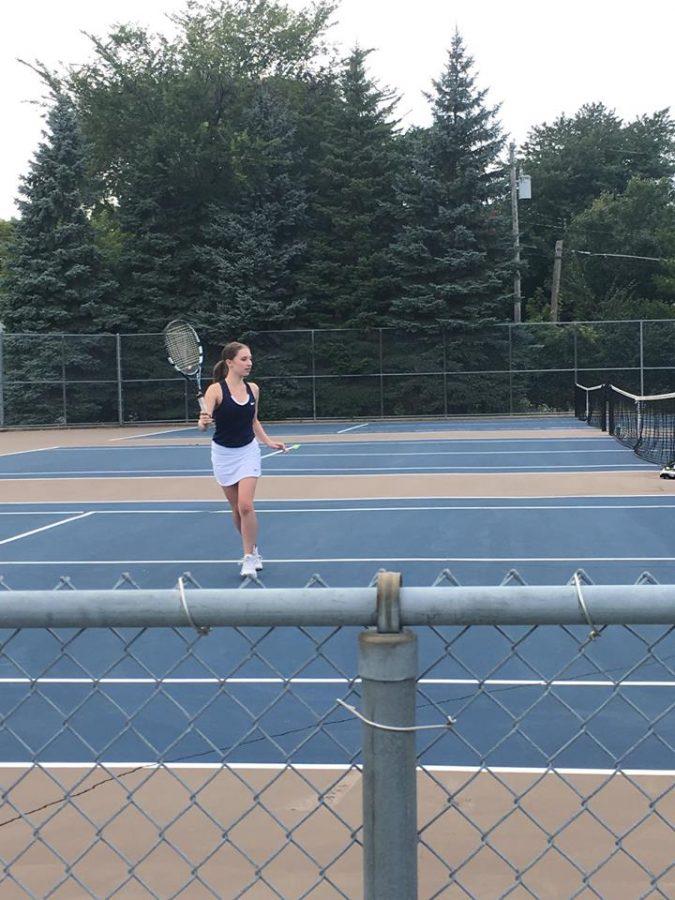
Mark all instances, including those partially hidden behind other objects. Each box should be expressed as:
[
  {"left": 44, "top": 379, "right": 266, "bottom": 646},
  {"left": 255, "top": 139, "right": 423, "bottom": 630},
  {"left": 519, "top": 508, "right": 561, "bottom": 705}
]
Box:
[
  {"left": 550, "top": 240, "right": 563, "bottom": 322},
  {"left": 509, "top": 143, "right": 521, "bottom": 323}
]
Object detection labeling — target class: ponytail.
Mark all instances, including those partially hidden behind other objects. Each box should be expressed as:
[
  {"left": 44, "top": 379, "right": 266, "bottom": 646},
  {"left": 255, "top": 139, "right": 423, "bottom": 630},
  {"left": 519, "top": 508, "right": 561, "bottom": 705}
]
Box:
[
  {"left": 213, "top": 341, "right": 249, "bottom": 383},
  {"left": 212, "top": 359, "right": 228, "bottom": 382}
]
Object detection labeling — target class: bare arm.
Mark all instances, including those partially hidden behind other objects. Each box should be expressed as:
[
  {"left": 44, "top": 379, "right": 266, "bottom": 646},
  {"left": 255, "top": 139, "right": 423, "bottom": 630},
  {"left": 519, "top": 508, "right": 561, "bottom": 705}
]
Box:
[
  {"left": 250, "top": 383, "right": 286, "bottom": 450},
  {"left": 197, "top": 383, "right": 221, "bottom": 430}
]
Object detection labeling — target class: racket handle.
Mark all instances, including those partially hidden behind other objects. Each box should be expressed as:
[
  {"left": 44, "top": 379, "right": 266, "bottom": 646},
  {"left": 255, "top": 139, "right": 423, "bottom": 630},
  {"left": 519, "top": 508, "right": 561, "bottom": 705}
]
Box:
[{"left": 197, "top": 393, "right": 208, "bottom": 414}]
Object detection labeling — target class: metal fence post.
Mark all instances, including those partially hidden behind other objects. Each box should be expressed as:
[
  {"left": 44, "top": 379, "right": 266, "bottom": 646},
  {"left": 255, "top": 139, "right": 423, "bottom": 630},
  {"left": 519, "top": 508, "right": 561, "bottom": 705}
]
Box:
[
  {"left": 639, "top": 319, "right": 645, "bottom": 395},
  {"left": 311, "top": 329, "right": 317, "bottom": 420},
  {"left": 360, "top": 572, "right": 417, "bottom": 900},
  {"left": 508, "top": 323, "right": 514, "bottom": 416},
  {"left": 115, "top": 334, "right": 124, "bottom": 425},
  {"left": 378, "top": 329, "right": 385, "bottom": 417},
  {"left": 442, "top": 327, "right": 448, "bottom": 418},
  {"left": 0, "top": 325, "right": 4, "bottom": 428},
  {"left": 573, "top": 325, "right": 578, "bottom": 385},
  {"left": 61, "top": 334, "right": 67, "bottom": 424}
]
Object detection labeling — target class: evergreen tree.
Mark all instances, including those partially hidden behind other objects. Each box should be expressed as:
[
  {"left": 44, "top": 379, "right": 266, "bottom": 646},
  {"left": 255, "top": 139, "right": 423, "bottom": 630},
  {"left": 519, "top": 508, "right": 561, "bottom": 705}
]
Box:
[
  {"left": 0, "top": 220, "right": 14, "bottom": 310},
  {"left": 389, "top": 30, "right": 510, "bottom": 324},
  {"left": 520, "top": 104, "right": 675, "bottom": 313},
  {"left": 61, "top": 1, "right": 338, "bottom": 331},
  {"left": 297, "top": 46, "right": 402, "bottom": 326},
  {"left": 194, "top": 83, "right": 308, "bottom": 335},
  {"left": 562, "top": 177, "right": 675, "bottom": 319},
  {"left": 2, "top": 94, "right": 114, "bottom": 332}
]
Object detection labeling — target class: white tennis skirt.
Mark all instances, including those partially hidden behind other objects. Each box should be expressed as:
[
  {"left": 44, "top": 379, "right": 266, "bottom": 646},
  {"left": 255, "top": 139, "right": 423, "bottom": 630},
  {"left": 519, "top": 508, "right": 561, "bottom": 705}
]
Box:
[{"left": 211, "top": 438, "right": 261, "bottom": 486}]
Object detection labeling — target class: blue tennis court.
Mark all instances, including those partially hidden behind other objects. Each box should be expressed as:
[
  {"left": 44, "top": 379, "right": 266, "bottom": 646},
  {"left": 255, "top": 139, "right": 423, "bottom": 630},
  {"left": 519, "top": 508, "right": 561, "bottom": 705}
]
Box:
[
  {"left": 128, "top": 415, "right": 592, "bottom": 440},
  {"left": 0, "top": 436, "right": 654, "bottom": 478},
  {"left": 1, "top": 420, "right": 673, "bottom": 776},
  {"left": 1, "top": 491, "right": 674, "bottom": 769}
]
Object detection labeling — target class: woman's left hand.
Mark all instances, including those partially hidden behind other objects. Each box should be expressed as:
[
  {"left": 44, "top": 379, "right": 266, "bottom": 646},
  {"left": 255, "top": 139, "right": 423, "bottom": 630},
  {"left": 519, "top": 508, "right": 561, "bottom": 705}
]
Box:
[{"left": 268, "top": 441, "right": 287, "bottom": 452}]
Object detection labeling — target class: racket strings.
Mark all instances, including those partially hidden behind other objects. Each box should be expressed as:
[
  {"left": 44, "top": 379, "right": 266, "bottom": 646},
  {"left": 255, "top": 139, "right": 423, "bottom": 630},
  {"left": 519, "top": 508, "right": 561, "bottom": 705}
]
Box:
[{"left": 164, "top": 324, "right": 202, "bottom": 376}]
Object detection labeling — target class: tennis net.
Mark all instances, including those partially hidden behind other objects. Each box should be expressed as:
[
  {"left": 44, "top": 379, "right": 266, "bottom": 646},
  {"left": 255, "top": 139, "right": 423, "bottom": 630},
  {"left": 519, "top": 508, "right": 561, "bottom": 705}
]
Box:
[
  {"left": 575, "top": 382, "right": 675, "bottom": 466},
  {"left": 574, "top": 383, "right": 607, "bottom": 430},
  {"left": 608, "top": 385, "right": 675, "bottom": 466}
]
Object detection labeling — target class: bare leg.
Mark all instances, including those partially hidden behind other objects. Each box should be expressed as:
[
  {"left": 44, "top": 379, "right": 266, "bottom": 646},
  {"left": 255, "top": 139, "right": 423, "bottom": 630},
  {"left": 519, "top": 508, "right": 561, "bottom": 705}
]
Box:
[
  {"left": 236, "top": 477, "right": 259, "bottom": 555},
  {"left": 222, "top": 484, "right": 241, "bottom": 535}
]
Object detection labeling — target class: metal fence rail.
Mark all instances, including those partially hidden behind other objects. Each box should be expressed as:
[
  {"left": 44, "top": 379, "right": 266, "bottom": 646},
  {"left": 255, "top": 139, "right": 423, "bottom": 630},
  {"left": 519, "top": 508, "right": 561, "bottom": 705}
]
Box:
[
  {"left": 2, "top": 319, "right": 675, "bottom": 427},
  {"left": 0, "top": 574, "right": 673, "bottom": 898}
]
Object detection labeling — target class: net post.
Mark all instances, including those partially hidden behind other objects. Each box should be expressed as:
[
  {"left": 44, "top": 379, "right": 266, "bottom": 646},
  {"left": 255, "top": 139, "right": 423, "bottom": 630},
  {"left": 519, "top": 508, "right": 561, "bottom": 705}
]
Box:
[
  {"left": 607, "top": 384, "right": 615, "bottom": 434},
  {"left": 601, "top": 382, "right": 608, "bottom": 432},
  {"left": 360, "top": 572, "right": 418, "bottom": 900},
  {"left": 115, "top": 334, "right": 124, "bottom": 426}
]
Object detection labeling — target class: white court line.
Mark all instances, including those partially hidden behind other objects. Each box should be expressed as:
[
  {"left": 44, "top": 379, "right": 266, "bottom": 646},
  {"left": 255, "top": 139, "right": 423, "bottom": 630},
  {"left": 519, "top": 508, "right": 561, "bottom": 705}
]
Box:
[
  {"left": 109, "top": 427, "right": 196, "bottom": 441},
  {"left": 0, "top": 469, "right": 213, "bottom": 476},
  {"left": 81, "top": 437, "right": 620, "bottom": 448},
  {"left": 1, "top": 492, "right": 672, "bottom": 505},
  {"left": 0, "top": 446, "right": 62, "bottom": 459},
  {"left": 1, "top": 503, "right": 670, "bottom": 514},
  {"left": 3, "top": 555, "right": 675, "bottom": 564},
  {"left": 263, "top": 449, "right": 634, "bottom": 457},
  {"left": 0, "top": 512, "right": 92, "bottom": 547},
  {"left": 0, "top": 511, "right": 93, "bottom": 516},
  {"left": 0, "top": 762, "right": 671, "bottom": 775},
  {"left": 262, "top": 462, "right": 658, "bottom": 475},
  {"left": 259, "top": 464, "right": 652, "bottom": 472},
  {"left": 337, "top": 423, "right": 370, "bottom": 433},
  {"left": 0, "top": 472, "right": 662, "bottom": 486},
  {"left": 1, "top": 677, "right": 670, "bottom": 687}
]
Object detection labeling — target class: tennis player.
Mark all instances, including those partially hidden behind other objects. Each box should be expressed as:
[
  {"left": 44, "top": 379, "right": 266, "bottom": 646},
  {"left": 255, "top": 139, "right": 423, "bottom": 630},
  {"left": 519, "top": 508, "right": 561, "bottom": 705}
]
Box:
[{"left": 197, "top": 342, "right": 286, "bottom": 577}]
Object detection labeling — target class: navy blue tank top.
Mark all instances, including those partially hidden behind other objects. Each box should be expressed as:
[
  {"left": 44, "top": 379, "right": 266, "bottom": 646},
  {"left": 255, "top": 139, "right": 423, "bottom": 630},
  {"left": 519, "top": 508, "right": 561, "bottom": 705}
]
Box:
[{"left": 213, "top": 381, "right": 256, "bottom": 448}]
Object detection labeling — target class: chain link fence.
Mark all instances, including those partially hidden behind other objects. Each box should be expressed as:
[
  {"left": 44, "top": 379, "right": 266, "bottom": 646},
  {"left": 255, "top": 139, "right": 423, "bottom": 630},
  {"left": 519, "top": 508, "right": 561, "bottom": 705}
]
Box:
[
  {"left": 2, "top": 319, "right": 675, "bottom": 427},
  {"left": 0, "top": 571, "right": 672, "bottom": 897}
]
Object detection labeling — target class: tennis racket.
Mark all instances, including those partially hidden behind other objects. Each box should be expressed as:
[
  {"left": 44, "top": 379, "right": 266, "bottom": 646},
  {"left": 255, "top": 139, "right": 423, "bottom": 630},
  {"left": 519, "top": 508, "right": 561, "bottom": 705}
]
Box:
[{"left": 163, "top": 319, "right": 208, "bottom": 413}]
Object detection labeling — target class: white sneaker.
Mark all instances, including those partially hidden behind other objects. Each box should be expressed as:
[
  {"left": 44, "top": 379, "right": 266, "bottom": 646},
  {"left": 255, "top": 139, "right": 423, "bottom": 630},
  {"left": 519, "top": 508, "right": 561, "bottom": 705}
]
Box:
[
  {"left": 253, "top": 547, "right": 263, "bottom": 571},
  {"left": 240, "top": 554, "right": 257, "bottom": 578}
]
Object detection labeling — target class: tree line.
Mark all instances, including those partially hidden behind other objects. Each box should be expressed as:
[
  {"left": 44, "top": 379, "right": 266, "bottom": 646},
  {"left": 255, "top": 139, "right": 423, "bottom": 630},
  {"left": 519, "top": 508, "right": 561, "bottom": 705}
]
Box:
[{"left": 1, "top": 0, "right": 675, "bottom": 339}]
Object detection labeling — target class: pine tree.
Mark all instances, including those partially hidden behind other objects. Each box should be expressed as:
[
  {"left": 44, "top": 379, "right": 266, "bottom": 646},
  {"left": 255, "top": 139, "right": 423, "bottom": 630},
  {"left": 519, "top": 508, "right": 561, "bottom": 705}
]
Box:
[
  {"left": 194, "top": 83, "right": 308, "bottom": 336},
  {"left": 297, "top": 47, "right": 402, "bottom": 326},
  {"left": 2, "top": 94, "right": 114, "bottom": 332},
  {"left": 114, "top": 164, "right": 186, "bottom": 332},
  {"left": 389, "top": 30, "right": 510, "bottom": 325}
]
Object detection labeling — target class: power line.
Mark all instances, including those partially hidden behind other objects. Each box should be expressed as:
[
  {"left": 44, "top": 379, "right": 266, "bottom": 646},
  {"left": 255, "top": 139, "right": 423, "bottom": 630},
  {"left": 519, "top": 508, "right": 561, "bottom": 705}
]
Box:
[{"left": 568, "top": 249, "right": 669, "bottom": 263}]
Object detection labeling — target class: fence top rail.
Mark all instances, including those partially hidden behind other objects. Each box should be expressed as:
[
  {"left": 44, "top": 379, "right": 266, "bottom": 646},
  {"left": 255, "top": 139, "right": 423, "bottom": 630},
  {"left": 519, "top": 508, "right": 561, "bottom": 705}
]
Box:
[
  {"left": 1, "top": 586, "right": 674, "bottom": 628},
  {"left": 3, "top": 319, "right": 675, "bottom": 338}
]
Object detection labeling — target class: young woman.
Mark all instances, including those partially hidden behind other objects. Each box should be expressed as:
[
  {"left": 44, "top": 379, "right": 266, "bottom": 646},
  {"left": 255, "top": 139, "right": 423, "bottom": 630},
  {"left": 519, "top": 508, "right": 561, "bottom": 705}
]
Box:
[{"left": 197, "top": 342, "right": 286, "bottom": 577}]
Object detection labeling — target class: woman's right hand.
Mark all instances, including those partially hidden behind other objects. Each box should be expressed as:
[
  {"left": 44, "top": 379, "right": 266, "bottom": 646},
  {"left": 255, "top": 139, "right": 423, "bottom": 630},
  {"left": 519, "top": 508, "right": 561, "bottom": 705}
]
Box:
[{"left": 197, "top": 411, "right": 213, "bottom": 430}]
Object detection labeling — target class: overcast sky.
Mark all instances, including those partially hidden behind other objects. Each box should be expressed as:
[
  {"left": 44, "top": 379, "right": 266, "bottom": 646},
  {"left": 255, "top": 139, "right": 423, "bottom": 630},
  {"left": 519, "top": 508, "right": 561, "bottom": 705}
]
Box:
[{"left": 2, "top": 0, "right": 673, "bottom": 219}]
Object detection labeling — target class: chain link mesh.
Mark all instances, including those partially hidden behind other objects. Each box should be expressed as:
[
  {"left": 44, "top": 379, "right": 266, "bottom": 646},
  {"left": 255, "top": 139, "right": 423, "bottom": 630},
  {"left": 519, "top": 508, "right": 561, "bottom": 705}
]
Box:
[
  {"left": 0, "top": 570, "right": 672, "bottom": 897},
  {"left": 5, "top": 321, "right": 675, "bottom": 426}
]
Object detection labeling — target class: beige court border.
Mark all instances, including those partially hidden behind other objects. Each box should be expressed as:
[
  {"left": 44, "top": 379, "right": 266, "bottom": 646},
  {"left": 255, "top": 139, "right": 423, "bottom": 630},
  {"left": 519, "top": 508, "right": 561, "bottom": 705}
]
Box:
[
  {"left": 0, "top": 424, "right": 603, "bottom": 452},
  {"left": 0, "top": 765, "right": 672, "bottom": 898},
  {"left": 0, "top": 470, "right": 672, "bottom": 503}
]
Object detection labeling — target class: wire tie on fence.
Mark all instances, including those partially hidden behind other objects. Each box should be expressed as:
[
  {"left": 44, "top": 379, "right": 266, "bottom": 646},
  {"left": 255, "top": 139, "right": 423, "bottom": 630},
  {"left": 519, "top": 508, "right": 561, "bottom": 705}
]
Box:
[
  {"left": 177, "top": 576, "right": 210, "bottom": 636},
  {"left": 573, "top": 572, "right": 600, "bottom": 640},
  {"left": 336, "top": 699, "right": 455, "bottom": 731}
]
